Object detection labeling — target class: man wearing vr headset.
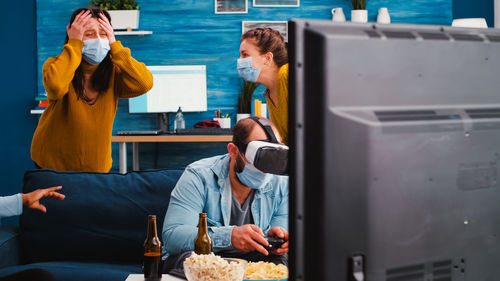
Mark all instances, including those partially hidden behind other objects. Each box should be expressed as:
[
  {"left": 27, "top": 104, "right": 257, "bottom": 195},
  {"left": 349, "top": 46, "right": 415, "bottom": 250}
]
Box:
[{"left": 161, "top": 117, "right": 289, "bottom": 272}]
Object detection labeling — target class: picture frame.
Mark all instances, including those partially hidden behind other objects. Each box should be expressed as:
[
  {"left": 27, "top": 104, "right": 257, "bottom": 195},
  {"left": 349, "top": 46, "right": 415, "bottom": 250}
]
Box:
[
  {"left": 242, "top": 21, "right": 289, "bottom": 42},
  {"left": 253, "top": 0, "right": 299, "bottom": 7},
  {"left": 215, "top": 0, "right": 248, "bottom": 14}
]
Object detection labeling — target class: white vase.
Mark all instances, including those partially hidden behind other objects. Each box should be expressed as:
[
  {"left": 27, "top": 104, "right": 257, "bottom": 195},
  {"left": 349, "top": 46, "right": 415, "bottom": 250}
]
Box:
[
  {"left": 108, "top": 10, "right": 140, "bottom": 30},
  {"left": 236, "top": 113, "right": 251, "bottom": 122},
  {"left": 377, "top": 8, "right": 391, "bottom": 24},
  {"left": 351, "top": 10, "right": 368, "bottom": 23},
  {"left": 331, "top": 8, "right": 346, "bottom": 22}
]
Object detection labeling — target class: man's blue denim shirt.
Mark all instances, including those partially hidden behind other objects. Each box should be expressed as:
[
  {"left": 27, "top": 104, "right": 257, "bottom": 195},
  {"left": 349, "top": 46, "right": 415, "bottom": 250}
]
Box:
[{"left": 161, "top": 154, "right": 289, "bottom": 257}]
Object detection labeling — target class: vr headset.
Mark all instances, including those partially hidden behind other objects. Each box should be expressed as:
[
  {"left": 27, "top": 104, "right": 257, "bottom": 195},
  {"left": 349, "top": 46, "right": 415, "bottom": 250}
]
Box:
[{"left": 236, "top": 117, "right": 289, "bottom": 175}]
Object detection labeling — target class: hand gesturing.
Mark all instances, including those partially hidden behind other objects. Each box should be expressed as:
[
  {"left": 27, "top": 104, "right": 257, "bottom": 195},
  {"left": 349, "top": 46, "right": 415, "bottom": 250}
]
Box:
[
  {"left": 67, "top": 10, "right": 93, "bottom": 41},
  {"left": 22, "top": 186, "right": 65, "bottom": 213},
  {"left": 98, "top": 13, "right": 116, "bottom": 44}
]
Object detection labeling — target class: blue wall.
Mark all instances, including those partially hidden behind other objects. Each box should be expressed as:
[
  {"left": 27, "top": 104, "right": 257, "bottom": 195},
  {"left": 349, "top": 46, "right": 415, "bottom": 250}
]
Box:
[
  {"left": 35, "top": 0, "right": 452, "bottom": 171},
  {"left": 454, "top": 0, "right": 494, "bottom": 27},
  {"left": 0, "top": 0, "right": 492, "bottom": 225},
  {"left": 0, "top": 0, "right": 38, "bottom": 225}
]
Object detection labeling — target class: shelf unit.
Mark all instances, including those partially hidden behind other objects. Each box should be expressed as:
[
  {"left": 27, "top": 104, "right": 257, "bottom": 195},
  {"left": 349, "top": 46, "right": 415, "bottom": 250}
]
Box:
[{"left": 31, "top": 109, "right": 45, "bottom": 115}]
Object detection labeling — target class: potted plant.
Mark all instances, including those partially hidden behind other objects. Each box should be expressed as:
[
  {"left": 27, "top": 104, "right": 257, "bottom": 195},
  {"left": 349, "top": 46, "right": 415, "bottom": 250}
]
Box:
[
  {"left": 90, "top": 0, "right": 140, "bottom": 30},
  {"left": 350, "top": 0, "right": 368, "bottom": 23},
  {"left": 237, "top": 81, "right": 259, "bottom": 122}
]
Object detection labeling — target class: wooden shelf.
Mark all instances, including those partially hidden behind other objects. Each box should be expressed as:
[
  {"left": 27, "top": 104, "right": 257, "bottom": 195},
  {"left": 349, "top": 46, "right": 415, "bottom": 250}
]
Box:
[
  {"left": 114, "top": 30, "right": 153, "bottom": 35},
  {"left": 111, "top": 135, "right": 232, "bottom": 143}
]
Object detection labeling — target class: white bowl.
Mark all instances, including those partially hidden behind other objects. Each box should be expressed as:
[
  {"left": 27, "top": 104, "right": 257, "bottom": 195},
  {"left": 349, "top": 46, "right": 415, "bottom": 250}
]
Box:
[{"left": 183, "top": 255, "right": 247, "bottom": 281}]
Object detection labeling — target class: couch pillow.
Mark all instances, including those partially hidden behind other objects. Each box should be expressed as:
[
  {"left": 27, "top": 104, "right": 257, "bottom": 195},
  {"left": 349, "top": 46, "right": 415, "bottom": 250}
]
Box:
[{"left": 20, "top": 169, "right": 183, "bottom": 264}]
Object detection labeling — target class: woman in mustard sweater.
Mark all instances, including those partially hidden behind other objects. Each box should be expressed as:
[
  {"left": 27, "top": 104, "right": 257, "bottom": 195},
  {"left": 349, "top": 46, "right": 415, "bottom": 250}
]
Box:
[
  {"left": 31, "top": 7, "right": 153, "bottom": 172},
  {"left": 238, "top": 28, "right": 289, "bottom": 145}
]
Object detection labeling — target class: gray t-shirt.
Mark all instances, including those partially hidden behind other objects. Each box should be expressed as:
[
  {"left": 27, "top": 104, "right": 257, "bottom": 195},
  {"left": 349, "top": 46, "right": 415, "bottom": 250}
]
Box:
[
  {"left": 217, "top": 178, "right": 256, "bottom": 255},
  {"left": 229, "top": 189, "right": 256, "bottom": 226}
]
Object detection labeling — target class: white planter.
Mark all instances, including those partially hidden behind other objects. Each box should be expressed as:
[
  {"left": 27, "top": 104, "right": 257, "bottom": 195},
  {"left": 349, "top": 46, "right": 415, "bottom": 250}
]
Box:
[
  {"left": 351, "top": 9, "right": 368, "bottom": 23},
  {"left": 108, "top": 10, "right": 140, "bottom": 30},
  {"left": 236, "top": 113, "right": 251, "bottom": 122}
]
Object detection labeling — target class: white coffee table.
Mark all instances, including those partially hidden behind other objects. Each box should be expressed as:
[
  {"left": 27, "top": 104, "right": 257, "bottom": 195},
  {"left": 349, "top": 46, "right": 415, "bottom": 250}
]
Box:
[{"left": 125, "top": 274, "right": 184, "bottom": 281}]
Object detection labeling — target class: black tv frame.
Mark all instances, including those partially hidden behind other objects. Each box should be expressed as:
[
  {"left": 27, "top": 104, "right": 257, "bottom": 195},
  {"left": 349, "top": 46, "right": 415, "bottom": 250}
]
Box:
[{"left": 289, "top": 19, "right": 500, "bottom": 281}]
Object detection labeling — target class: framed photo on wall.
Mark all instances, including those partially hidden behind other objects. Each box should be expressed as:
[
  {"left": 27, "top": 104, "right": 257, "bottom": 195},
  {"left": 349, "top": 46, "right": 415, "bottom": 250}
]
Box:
[
  {"left": 242, "top": 21, "right": 288, "bottom": 42},
  {"left": 215, "top": 0, "right": 248, "bottom": 14},
  {"left": 253, "top": 0, "right": 299, "bottom": 7}
]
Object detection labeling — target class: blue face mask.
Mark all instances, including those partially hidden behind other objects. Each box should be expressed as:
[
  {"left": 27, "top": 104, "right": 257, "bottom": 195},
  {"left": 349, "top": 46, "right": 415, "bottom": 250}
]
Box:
[
  {"left": 82, "top": 38, "right": 110, "bottom": 65},
  {"left": 237, "top": 57, "right": 261, "bottom": 82},
  {"left": 236, "top": 161, "right": 272, "bottom": 190}
]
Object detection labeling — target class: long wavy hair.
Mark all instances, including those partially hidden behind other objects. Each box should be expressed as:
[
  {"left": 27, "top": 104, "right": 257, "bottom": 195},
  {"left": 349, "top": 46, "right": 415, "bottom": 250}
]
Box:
[{"left": 65, "top": 7, "right": 114, "bottom": 102}]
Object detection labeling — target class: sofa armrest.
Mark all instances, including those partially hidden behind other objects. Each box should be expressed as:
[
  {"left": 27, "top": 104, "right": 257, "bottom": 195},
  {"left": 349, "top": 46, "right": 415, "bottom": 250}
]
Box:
[{"left": 0, "top": 226, "right": 20, "bottom": 268}]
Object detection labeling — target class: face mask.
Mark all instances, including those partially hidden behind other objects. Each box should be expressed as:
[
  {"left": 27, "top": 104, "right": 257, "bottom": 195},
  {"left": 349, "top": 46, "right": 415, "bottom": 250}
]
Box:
[
  {"left": 82, "top": 38, "right": 110, "bottom": 65},
  {"left": 236, "top": 158, "right": 272, "bottom": 190},
  {"left": 237, "top": 57, "right": 261, "bottom": 82}
]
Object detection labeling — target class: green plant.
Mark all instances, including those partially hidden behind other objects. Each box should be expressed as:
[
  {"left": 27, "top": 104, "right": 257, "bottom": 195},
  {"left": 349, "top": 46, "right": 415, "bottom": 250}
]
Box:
[
  {"left": 351, "top": 0, "right": 366, "bottom": 10},
  {"left": 237, "top": 81, "right": 259, "bottom": 113},
  {"left": 89, "top": 0, "right": 140, "bottom": 10}
]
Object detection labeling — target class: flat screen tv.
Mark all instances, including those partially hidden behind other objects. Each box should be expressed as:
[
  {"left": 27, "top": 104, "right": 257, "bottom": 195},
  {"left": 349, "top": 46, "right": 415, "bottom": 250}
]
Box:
[{"left": 289, "top": 20, "right": 500, "bottom": 281}]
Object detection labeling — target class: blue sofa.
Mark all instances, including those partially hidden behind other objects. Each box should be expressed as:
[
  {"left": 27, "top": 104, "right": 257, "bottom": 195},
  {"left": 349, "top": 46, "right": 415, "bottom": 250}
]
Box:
[{"left": 0, "top": 168, "right": 183, "bottom": 281}]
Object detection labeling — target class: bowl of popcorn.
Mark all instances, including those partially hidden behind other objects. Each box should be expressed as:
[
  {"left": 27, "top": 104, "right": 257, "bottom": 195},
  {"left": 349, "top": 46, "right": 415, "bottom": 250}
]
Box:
[{"left": 183, "top": 252, "right": 248, "bottom": 281}]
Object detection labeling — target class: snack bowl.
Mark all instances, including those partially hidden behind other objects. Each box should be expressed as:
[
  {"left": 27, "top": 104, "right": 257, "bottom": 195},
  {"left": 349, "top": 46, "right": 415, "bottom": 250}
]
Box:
[
  {"left": 183, "top": 253, "right": 247, "bottom": 281},
  {"left": 242, "top": 261, "right": 289, "bottom": 281}
]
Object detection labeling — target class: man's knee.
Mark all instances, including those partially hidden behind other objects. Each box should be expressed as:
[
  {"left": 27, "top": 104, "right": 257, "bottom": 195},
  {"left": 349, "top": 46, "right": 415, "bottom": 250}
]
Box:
[{"left": 162, "top": 251, "right": 192, "bottom": 273}]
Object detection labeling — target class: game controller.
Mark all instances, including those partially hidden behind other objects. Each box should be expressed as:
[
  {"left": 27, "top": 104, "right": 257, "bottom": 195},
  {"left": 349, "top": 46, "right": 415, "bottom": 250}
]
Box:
[{"left": 263, "top": 235, "right": 285, "bottom": 252}]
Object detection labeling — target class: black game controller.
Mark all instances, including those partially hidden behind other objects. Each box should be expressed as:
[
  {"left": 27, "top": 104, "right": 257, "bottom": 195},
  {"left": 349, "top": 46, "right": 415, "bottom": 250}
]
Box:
[{"left": 263, "top": 235, "right": 285, "bottom": 253}]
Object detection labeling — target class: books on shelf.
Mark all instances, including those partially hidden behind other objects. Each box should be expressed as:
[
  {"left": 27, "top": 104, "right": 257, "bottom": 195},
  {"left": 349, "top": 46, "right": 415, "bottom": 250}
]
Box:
[
  {"left": 252, "top": 99, "right": 268, "bottom": 118},
  {"left": 31, "top": 94, "right": 48, "bottom": 115}
]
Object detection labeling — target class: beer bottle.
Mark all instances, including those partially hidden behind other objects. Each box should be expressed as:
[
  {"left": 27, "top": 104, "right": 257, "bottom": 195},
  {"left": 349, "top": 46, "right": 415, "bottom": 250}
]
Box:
[
  {"left": 144, "top": 215, "right": 162, "bottom": 281},
  {"left": 194, "top": 213, "right": 212, "bottom": 254}
]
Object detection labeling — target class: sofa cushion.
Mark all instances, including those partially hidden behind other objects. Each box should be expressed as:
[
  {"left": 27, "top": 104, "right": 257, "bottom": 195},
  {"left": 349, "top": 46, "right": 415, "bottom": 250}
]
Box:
[
  {"left": 20, "top": 169, "right": 183, "bottom": 264},
  {"left": 0, "top": 261, "right": 142, "bottom": 281}
]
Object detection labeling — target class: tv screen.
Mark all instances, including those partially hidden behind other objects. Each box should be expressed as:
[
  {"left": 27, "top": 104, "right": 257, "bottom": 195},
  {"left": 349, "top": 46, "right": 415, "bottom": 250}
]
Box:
[{"left": 289, "top": 20, "right": 500, "bottom": 281}]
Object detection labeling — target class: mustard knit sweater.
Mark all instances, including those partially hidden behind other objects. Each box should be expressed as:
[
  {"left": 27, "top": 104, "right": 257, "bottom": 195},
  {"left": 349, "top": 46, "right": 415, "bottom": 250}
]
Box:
[
  {"left": 266, "top": 63, "right": 289, "bottom": 145},
  {"left": 31, "top": 39, "right": 153, "bottom": 172}
]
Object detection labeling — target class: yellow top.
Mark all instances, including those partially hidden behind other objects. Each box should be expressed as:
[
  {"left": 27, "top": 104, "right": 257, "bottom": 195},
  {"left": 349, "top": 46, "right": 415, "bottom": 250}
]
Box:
[
  {"left": 31, "top": 39, "right": 153, "bottom": 172},
  {"left": 265, "top": 63, "right": 289, "bottom": 145}
]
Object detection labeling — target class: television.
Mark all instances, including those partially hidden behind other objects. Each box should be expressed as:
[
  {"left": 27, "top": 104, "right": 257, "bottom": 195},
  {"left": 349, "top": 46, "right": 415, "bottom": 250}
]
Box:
[
  {"left": 129, "top": 65, "right": 207, "bottom": 131},
  {"left": 289, "top": 20, "right": 500, "bottom": 281}
]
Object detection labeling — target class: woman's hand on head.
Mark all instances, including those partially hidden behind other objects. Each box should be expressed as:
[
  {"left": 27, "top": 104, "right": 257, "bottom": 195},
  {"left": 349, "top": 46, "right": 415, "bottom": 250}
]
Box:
[
  {"left": 98, "top": 13, "right": 116, "bottom": 44},
  {"left": 67, "top": 10, "right": 93, "bottom": 41}
]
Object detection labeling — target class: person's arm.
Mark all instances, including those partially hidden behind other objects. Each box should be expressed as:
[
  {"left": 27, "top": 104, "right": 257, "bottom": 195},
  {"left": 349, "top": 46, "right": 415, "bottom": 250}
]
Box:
[
  {"left": 98, "top": 13, "right": 153, "bottom": 99},
  {"left": 42, "top": 40, "right": 83, "bottom": 101},
  {"left": 43, "top": 11, "right": 92, "bottom": 101},
  {"left": 0, "top": 194, "right": 23, "bottom": 219},
  {"left": 268, "top": 179, "right": 289, "bottom": 231},
  {"left": 162, "top": 169, "right": 234, "bottom": 256},
  {"left": 110, "top": 41, "right": 153, "bottom": 98},
  {"left": 0, "top": 186, "right": 65, "bottom": 219},
  {"left": 266, "top": 179, "right": 289, "bottom": 254}
]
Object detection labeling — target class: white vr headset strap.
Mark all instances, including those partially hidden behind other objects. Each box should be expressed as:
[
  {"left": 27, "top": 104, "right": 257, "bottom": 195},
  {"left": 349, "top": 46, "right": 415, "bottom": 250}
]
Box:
[{"left": 245, "top": 141, "right": 289, "bottom": 165}]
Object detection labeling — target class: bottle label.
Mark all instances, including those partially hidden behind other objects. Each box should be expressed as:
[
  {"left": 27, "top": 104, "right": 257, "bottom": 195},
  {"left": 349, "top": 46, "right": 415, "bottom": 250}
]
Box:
[{"left": 144, "top": 252, "right": 162, "bottom": 278}]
